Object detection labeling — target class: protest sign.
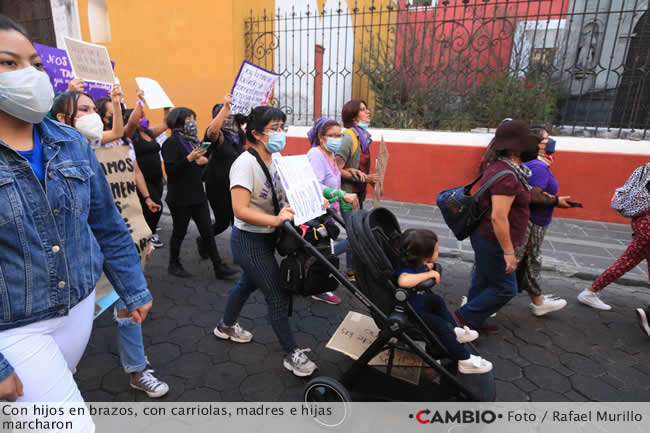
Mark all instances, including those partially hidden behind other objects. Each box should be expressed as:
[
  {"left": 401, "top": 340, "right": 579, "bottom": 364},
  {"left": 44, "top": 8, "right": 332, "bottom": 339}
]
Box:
[
  {"left": 230, "top": 60, "right": 279, "bottom": 115},
  {"left": 273, "top": 155, "right": 326, "bottom": 226},
  {"left": 372, "top": 137, "right": 390, "bottom": 208},
  {"left": 64, "top": 37, "right": 116, "bottom": 84},
  {"left": 34, "top": 43, "right": 114, "bottom": 101},
  {"left": 135, "top": 77, "right": 174, "bottom": 109},
  {"left": 92, "top": 146, "right": 152, "bottom": 317},
  {"left": 326, "top": 311, "right": 423, "bottom": 385}
]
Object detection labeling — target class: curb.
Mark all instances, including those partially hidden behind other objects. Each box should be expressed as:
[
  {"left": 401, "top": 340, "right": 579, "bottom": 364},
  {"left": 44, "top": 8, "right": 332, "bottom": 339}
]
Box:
[{"left": 438, "top": 247, "right": 650, "bottom": 289}]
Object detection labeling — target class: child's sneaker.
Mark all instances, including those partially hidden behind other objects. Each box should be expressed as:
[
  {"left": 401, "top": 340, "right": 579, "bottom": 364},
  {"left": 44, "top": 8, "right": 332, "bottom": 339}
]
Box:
[
  {"left": 311, "top": 292, "right": 341, "bottom": 305},
  {"left": 454, "top": 326, "right": 479, "bottom": 343},
  {"left": 283, "top": 348, "right": 318, "bottom": 377},
  {"left": 458, "top": 355, "right": 492, "bottom": 374}
]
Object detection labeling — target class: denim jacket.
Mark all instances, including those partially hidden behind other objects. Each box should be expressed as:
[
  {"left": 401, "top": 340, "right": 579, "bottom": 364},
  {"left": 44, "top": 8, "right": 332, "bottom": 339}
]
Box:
[{"left": 0, "top": 117, "right": 152, "bottom": 381}]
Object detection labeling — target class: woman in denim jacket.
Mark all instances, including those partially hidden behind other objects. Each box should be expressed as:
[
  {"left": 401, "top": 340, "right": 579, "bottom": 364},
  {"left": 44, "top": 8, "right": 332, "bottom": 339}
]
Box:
[{"left": 0, "top": 15, "right": 152, "bottom": 412}]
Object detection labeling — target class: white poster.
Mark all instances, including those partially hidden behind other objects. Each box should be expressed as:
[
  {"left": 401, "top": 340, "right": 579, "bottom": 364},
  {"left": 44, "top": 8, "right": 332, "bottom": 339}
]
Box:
[
  {"left": 64, "top": 37, "right": 116, "bottom": 84},
  {"left": 50, "top": 0, "right": 82, "bottom": 49},
  {"left": 230, "top": 61, "right": 279, "bottom": 116},
  {"left": 273, "top": 155, "right": 326, "bottom": 226},
  {"left": 135, "top": 77, "right": 174, "bottom": 109}
]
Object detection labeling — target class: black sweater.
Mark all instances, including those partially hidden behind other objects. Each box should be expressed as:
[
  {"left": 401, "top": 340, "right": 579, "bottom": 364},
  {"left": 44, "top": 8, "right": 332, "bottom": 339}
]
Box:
[{"left": 161, "top": 135, "right": 206, "bottom": 206}]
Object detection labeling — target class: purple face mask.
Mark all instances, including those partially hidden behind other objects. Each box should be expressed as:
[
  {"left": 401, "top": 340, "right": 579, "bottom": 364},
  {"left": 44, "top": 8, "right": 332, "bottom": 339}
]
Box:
[{"left": 139, "top": 118, "right": 150, "bottom": 129}]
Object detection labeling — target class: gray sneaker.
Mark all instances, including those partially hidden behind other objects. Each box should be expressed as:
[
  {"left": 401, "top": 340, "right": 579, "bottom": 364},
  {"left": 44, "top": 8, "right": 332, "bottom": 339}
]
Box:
[
  {"left": 214, "top": 321, "right": 253, "bottom": 343},
  {"left": 283, "top": 348, "right": 317, "bottom": 377},
  {"left": 130, "top": 369, "right": 169, "bottom": 398}
]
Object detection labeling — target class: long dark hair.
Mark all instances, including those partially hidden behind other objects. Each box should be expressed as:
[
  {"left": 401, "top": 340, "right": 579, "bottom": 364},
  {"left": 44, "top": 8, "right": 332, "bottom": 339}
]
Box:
[
  {"left": 51, "top": 91, "right": 94, "bottom": 127},
  {"left": 399, "top": 229, "right": 438, "bottom": 268},
  {"left": 241, "top": 106, "right": 286, "bottom": 144},
  {"left": 479, "top": 138, "right": 513, "bottom": 173}
]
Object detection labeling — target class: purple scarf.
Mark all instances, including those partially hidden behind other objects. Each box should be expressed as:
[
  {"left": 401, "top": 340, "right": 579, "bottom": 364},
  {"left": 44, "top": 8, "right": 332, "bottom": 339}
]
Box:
[
  {"left": 174, "top": 133, "right": 196, "bottom": 154},
  {"left": 307, "top": 117, "right": 335, "bottom": 147},
  {"left": 352, "top": 125, "right": 372, "bottom": 153}
]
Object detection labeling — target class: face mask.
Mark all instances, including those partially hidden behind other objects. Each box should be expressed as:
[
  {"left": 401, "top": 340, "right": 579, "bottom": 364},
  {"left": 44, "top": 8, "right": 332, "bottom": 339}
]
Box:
[
  {"left": 264, "top": 132, "right": 286, "bottom": 153},
  {"left": 545, "top": 137, "right": 556, "bottom": 155},
  {"left": 184, "top": 119, "right": 198, "bottom": 137},
  {"left": 139, "top": 118, "right": 150, "bottom": 129},
  {"left": 75, "top": 113, "right": 104, "bottom": 143},
  {"left": 0, "top": 66, "right": 54, "bottom": 124},
  {"left": 104, "top": 115, "right": 113, "bottom": 130},
  {"left": 357, "top": 121, "right": 370, "bottom": 129},
  {"left": 520, "top": 145, "right": 539, "bottom": 163},
  {"left": 325, "top": 137, "right": 342, "bottom": 153}
]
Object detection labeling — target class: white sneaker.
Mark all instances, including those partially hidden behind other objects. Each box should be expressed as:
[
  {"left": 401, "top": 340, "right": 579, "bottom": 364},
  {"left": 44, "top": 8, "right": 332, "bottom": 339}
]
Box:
[
  {"left": 458, "top": 355, "right": 492, "bottom": 374},
  {"left": 454, "top": 326, "right": 479, "bottom": 343},
  {"left": 214, "top": 321, "right": 253, "bottom": 343},
  {"left": 461, "top": 296, "right": 496, "bottom": 317},
  {"left": 283, "top": 348, "right": 318, "bottom": 377},
  {"left": 577, "top": 289, "right": 612, "bottom": 311},
  {"left": 636, "top": 307, "right": 650, "bottom": 338},
  {"left": 530, "top": 295, "right": 567, "bottom": 316}
]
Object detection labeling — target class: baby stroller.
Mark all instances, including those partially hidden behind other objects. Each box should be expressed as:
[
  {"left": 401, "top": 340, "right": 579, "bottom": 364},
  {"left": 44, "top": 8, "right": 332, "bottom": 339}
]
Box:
[{"left": 281, "top": 207, "right": 496, "bottom": 403}]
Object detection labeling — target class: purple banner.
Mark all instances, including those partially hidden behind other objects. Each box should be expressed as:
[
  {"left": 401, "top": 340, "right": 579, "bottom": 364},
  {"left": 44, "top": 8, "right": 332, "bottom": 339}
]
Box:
[{"left": 34, "top": 43, "right": 115, "bottom": 102}]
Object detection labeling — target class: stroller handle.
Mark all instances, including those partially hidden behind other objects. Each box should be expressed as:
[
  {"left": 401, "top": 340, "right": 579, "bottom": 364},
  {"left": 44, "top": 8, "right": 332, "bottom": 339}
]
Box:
[{"left": 326, "top": 208, "right": 346, "bottom": 228}]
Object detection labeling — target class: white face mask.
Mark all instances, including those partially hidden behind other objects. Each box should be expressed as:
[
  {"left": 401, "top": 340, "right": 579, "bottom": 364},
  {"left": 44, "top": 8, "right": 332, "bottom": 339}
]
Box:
[
  {"left": 75, "top": 113, "right": 104, "bottom": 143},
  {"left": 0, "top": 66, "right": 54, "bottom": 124}
]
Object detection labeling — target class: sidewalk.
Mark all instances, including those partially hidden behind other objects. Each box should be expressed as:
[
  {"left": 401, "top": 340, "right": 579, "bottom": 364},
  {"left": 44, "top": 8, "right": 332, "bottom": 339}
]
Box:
[{"left": 77, "top": 200, "right": 650, "bottom": 403}]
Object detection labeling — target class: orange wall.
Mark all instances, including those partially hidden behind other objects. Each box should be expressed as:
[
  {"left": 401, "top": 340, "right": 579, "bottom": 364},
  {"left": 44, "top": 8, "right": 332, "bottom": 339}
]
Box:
[{"left": 285, "top": 137, "right": 647, "bottom": 224}]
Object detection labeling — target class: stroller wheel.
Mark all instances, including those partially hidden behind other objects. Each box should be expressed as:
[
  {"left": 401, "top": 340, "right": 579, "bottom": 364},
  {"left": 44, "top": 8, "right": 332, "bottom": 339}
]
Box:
[{"left": 303, "top": 376, "right": 351, "bottom": 428}]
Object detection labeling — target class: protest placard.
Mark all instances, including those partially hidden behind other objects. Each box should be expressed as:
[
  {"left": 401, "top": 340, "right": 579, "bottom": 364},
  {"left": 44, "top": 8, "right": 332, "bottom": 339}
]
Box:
[
  {"left": 230, "top": 60, "right": 279, "bottom": 115},
  {"left": 373, "top": 137, "right": 390, "bottom": 208},
  {"left": 64, "top": 37, "right": 116, "bottom": 84},
  {"left": 273, "top": 155, "right": 326, "bottom": 226},
  {"left": 92, "top": 146, "right": 152, "bottom": 317},
  {"left": 34, "top": 43, "right": 114, "bottom": 101},
  {"left": 135, "top": 77, "right": 174, "bottom": 109}
]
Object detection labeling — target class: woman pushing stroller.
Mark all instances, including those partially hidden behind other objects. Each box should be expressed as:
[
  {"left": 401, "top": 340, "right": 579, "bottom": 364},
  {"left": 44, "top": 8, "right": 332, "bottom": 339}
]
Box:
[{"left": 395, "top": 229, "right": 493, "bottom": 374}]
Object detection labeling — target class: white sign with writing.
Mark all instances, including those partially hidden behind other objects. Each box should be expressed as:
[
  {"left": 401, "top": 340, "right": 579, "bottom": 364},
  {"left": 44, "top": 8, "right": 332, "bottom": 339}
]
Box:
[
  {"left": 64, "top": 37, "right": 116, "bottom": 84},
  {"left": 273, "top": 155, "right": 326, "bottom": 226},
  {"left": 135, "top": 77, "right": 174, "bottom": 109},
  {"left": 230, "top": 61, "right": 279, "bottom": 115}
]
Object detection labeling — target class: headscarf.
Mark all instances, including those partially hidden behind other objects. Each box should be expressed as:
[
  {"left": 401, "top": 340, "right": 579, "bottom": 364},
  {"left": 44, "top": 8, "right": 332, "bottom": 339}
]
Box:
[{"left": 307, "top": 117, "right": 335, "bottom": 147}]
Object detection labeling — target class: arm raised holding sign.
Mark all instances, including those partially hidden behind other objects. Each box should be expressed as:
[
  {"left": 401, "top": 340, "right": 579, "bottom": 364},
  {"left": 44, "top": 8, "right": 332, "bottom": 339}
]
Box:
[{"left": 101, "top": 84, "right": 125, "bottom": 144}]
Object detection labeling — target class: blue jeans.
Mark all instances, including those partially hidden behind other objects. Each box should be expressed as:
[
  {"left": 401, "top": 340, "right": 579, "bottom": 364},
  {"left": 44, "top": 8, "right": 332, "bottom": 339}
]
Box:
[
  {"left": 458, "top": 231, "right": 518, "bottom": 328},
  {"left": 223, "top": 226, "right": 296, "bottom": 354},
  {"left": 113, "top": 299, "right": 147, "bottom": 374}
]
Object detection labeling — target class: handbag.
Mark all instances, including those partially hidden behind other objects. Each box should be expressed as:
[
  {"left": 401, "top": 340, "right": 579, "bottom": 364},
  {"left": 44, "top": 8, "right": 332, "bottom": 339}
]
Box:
[
  {"left": 436, "top": 170, "right": 515, "bottom": 240},
  {"left": 611, "top": 163, "right": 650, "bottom": 218}
]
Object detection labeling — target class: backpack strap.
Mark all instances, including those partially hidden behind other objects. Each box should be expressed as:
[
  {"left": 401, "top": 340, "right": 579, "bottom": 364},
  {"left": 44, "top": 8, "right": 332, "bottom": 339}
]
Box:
[
  {"left": 343, "top": 128, "right": 359, "bottom": 156},
  {"left": 473, "top": 170, "right": 517, "bottom": 199},
  {"left": 247, "top": 147, "right": 280, "bottom": 215}
]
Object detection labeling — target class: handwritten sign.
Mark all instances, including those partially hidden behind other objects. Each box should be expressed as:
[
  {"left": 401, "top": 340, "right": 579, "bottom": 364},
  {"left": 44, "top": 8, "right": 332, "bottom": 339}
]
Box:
[
  {"left": 230, "top": 61, "right": 279, "bottom": 115},
  {"left": 326, "top": 311, "right": 422, "bottom": 385},
  {"left": 92, "top": 146, "right": 152, "bottom": 317},
  {"left": 34, "top": 43, "right": 114, "bottom": 101},
  {"left": 273, "top": 155, "right": 326, "bottom": 226},
  {"left": 372, "top": 137, "right": 390, "bottom": 208},
  {"left": 135, "top": 77, "right": 174, "bottom": 109},
  {"left": 64, "top": 37, "right": 116, "bottom": 84}
]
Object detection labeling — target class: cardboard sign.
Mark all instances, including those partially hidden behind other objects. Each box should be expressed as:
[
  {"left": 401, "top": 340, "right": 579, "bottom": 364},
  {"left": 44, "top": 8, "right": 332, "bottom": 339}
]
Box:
[
  {"left": 34, "top": 43, "right": 114, "bottom": 101},
  {"left": 230, "top": 60, "right": 279, "bottom": 115},
  {"left": 326, "top": 311, "right": 423, "bottom": 385},
  {"left": 372, "top": 137, "right": 390, "bottom": 208},
  {"left": 64, "top": 37, "right": 116, "bottom": 84},
  {"left": 273, "top": 155, "right": 326, "bottom": 226},
  {"left": 92, "top": 146, "right": 152, "bottom": 317},
  {"left": 135, "top": 77, "right": 174, "bottom": 109}
]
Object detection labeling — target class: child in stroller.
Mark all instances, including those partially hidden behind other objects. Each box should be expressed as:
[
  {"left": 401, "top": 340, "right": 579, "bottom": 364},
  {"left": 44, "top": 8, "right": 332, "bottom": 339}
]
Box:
[{"left": 395, "top": 229, "right": 493, "bottom": 374}]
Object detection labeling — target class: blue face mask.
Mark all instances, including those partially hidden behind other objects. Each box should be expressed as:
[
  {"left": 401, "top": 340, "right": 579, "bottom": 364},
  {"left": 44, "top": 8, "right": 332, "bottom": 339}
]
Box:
[
  {"left": 357, "top": 121, "right": 370, "bottom": 129},
  {"left": 545, "top": 137, "right": 556, "bottom": 155},
  {"left": 325, "top": 137, "right": 342, "bottom": 153},
  {"left": 264, "top": 132, "right": 286, "bottom": 153}
]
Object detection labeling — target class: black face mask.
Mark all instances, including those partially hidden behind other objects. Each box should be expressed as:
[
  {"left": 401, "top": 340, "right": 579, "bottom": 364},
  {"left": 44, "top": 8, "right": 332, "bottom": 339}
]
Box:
[
  {"left": 520, "top": 145, "right": 539, "bottom": 163},
  {"left": 104, "top": 115, "right": 113, "bottom": 130}
]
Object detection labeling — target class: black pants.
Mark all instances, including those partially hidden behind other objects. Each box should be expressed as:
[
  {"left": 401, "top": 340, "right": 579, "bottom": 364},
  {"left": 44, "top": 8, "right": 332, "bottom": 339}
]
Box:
[
  {"left": 208, "top": 195, "right": 234, "bottom": 237},
  {"left": 168, "top": 201, "right": 221, "bottom": 266},
  {"left": 138, "top": 176, "right": 163, "bottom": 235}
]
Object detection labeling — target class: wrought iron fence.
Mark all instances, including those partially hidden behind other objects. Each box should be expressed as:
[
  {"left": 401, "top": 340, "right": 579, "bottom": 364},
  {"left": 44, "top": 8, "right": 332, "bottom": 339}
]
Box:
[{"left": 245, "top": 0, "right": 650, "bottom": 138}]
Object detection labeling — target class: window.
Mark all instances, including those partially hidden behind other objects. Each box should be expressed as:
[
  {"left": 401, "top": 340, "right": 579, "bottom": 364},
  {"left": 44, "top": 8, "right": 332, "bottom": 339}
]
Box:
[
  {"left": 407, "top": 0, "right": 437, "bottom": 8},
  {"left": 509, "top": 19, "right": 566, "bottom": 76},
  {"left": 531, "top": 47, "right": 555, "bottom": 69},
  {"left": 88, "top": 0, "right": 111, "bottom": 43}
]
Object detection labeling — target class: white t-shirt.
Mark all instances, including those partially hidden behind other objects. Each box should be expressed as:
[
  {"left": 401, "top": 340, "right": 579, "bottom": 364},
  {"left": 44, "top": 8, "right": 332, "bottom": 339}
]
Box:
[{"left": 229, "top": 151, "right": 285, "bottom": 234}]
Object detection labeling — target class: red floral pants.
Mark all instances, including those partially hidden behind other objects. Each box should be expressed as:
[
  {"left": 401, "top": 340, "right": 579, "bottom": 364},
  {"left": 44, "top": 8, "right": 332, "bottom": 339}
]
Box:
[{"left": 593, "top": 212, "right": 650, "bottom": 291}]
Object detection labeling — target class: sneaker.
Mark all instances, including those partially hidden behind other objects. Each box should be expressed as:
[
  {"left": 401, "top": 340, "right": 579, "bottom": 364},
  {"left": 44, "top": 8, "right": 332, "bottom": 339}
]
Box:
[
  {"left": 311, "top": 292, "right": 341, "bottom": 305},
  {"left": 151, "top": 234, "right": 163, "bottom": 248},
  {"left": 636, "top": 307, "right": 650, "bottom": 337},
  {"left": 213, "top": 321, "right": 253, "bottom": 343},
  {"left": 346, "top": 270, "right": 356, "bottom": 283},
  {"left": 577, "top": 289, "right": 612, "bottom": 311},
  {"left": 530, "top": 295, "right": 567, "bottom": 316},
  {"left": 283, "top": 348, "right": 318, "bottom": 377},
  {"left": 461, "top": 296, "right": 496, "bottom": 318},
  {"left": 130, "top": 369, "right": 169, "bottom": 398},
  {"left": 458, "top": 355, "right": 492, "bottom": 374},
  {"left": 168, "top": 261, "right": 191, "bottom": 278},
  {"left": 454, "top": 326, "right": 479, "bottom": 343},
  {"left": 454, "top": 309, "right": 499, "bottom": 334}
]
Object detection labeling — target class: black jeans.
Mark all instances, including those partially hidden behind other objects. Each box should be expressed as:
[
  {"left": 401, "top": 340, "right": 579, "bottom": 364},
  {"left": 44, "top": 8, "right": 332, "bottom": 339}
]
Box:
[
  {"left": 138, "top": 176, "right": 163, "bottom": 235},
  {"left": 168, "top": 201, "right": 220, "bottom": 266}
]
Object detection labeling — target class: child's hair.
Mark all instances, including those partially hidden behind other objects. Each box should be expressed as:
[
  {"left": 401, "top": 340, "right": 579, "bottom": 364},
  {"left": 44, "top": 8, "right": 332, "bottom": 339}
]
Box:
[{"left": 399, "top": 229, "right": 439, "bottom": 268}]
